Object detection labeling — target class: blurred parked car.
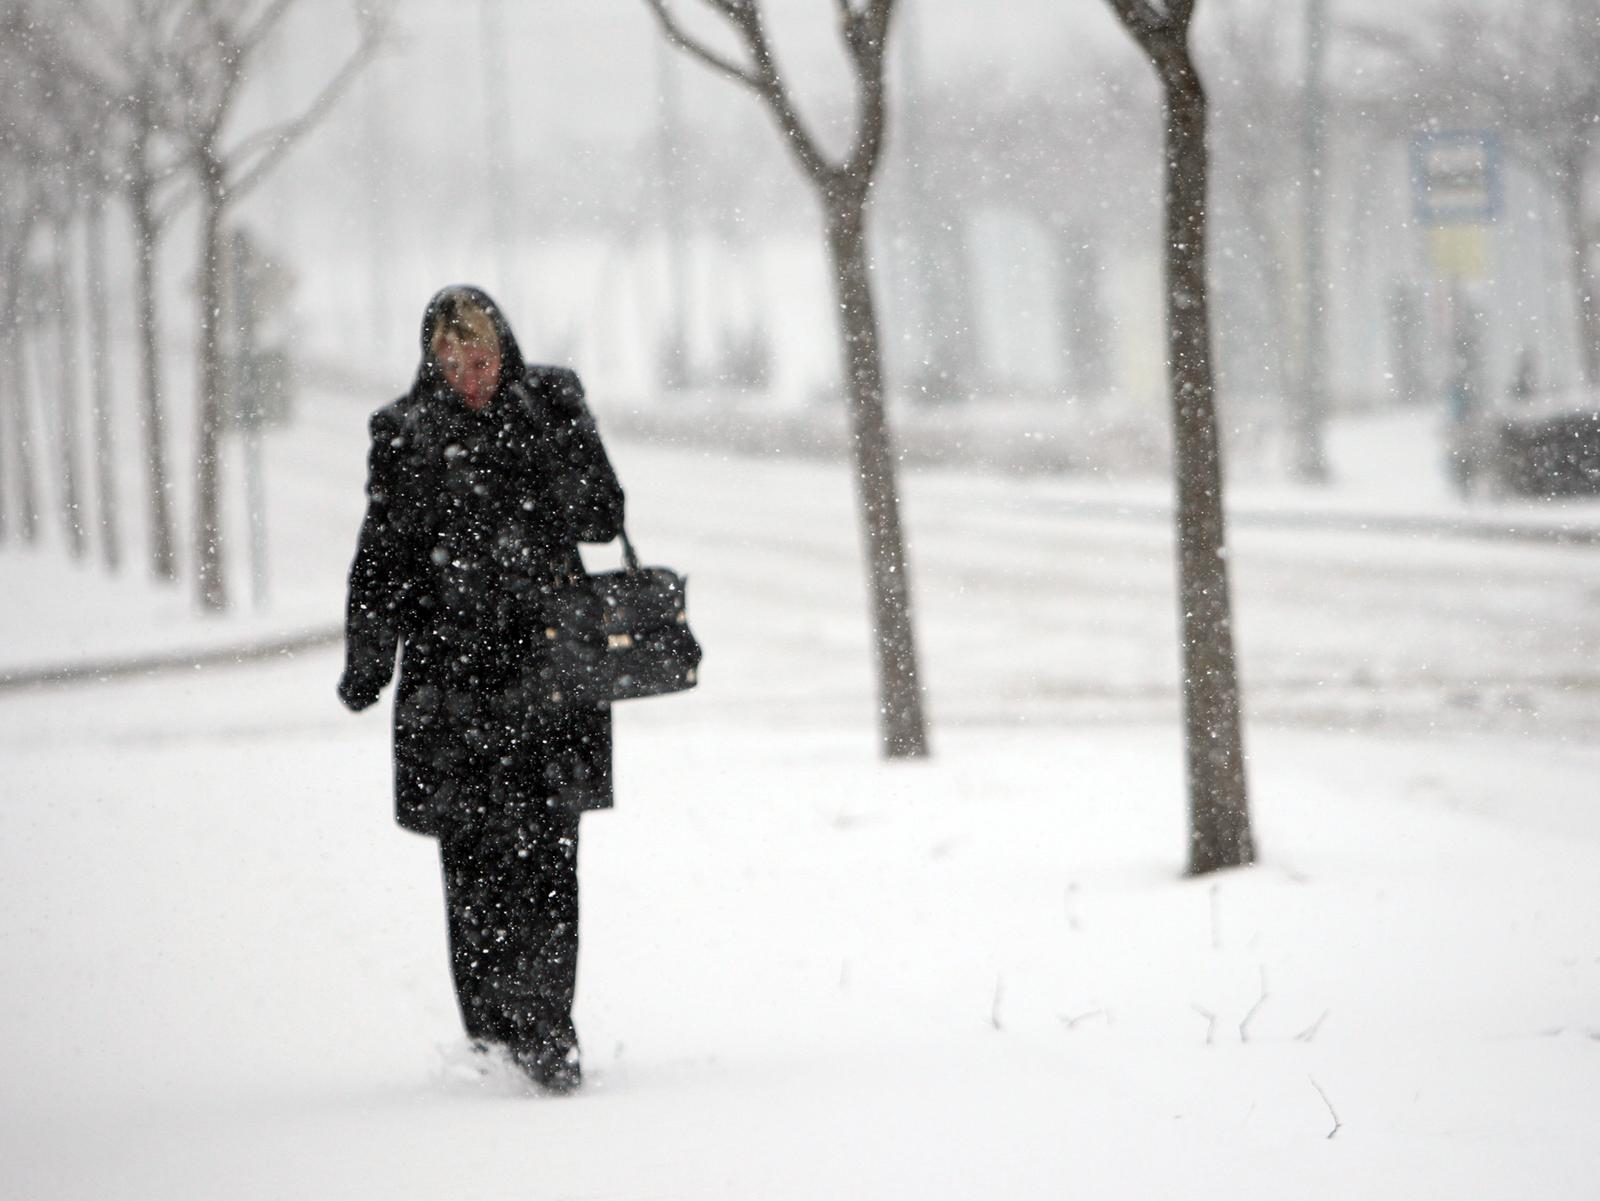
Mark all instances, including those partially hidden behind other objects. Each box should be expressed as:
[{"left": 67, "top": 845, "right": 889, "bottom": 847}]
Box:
[{"left": 1452, "top": 387, "right": 1600, "bottom": 499}]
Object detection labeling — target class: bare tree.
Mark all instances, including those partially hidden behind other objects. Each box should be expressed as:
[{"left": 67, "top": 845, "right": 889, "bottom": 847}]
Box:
[
  {"left": 0, "top": 21, "right": 40, "bottom": 546},
  {"left": 643, "top": 0, "right": 929, "bottom": 758},
  {"left": 11, "top": 18, "right": 105, "bottom": 563},
  {"left": 48, "top": 3, "right": 126, "bottom": 571},
  {"left": 47, "top": 213, "right": 88, "bottom": 560},
  {"left": 124, "top": 14, "right": 186, "bottom": 584},
  {"left": 168, "top": 0, "right": 386, "bottom": 612},
  {"left": 4, "top": 278, "right": 44, "bottom": 546},
  {"left": 0, "top": 203, "right": 43, "bottom": 546},
  {"left": 18, "top": 0, "right": 193, "bottom": 580},
  {"left": 84, "top": 189, "right": 120, "bottom": 572},
  {"left": 55, "top": 20, "right": 125, "bottom": 572},
  {"left": 0, "top": 156, "right": 42, "bottom": 546},
  {"left": 1103, "top": 0, "right": 1255, "bottom": 875}
]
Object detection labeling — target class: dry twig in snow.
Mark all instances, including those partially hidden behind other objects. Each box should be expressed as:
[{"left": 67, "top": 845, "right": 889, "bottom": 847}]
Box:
[
  {"left": 1295, "top": 1010, "right": 1330, "bottom": 1042},
  {"left": 1238, "top": 965, "right": 1269, "bottom": 1042},
  {"left": 1191, "top": 1004, "right": 1217, "bottom": 1045},
  {"left": 1309, "top": 1076, "right": 1342, "bottom": 1139}
]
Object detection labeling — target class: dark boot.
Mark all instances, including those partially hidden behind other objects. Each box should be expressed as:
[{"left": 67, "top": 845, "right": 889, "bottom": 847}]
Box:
[
  {"left": 510, "top": 1032, "right": 581, "bottom": 1095},
  {"left": 440, "top": 808, "right": 583, "bottom": 1091}
]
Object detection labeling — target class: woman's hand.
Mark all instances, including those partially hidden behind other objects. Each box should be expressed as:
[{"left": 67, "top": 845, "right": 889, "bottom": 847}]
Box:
[{"left": 338, "top": 671, "right": 382, "bottom": 712}]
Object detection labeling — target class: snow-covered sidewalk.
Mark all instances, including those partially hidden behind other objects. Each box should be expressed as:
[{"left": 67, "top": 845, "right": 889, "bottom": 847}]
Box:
[
  {"left": 3, "top": 384, "right": 1598, "bottom": 1197},
  {"left": 1, "top": 654, "right": 1597, "bottom": 1199}
]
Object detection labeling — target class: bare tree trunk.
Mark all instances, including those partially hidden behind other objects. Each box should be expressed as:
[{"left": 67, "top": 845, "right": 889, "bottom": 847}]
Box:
[
  {"left": 826, "top": 198, "right": 929, "bottom": 758},
  {"left": 644, "top": 0, "right": 927, "bottom": 757},
  {"left": 2, "top": 235, "right": 41, "bottom": 544},
  {"left": 1292, "top": 0, "right": 1330, "bottom": 481},
  {"left": 0, "top": 344, "right": 6, "bottom": 543},
  {"left": 0, "top": 321, "right": 9, "bottom": 542},
  {"left": 7, "top": 324, "right": 40, "bottom": 544},
  {"left": 129, "top": 171, "right": 178, "bottom": 582},
  {"left": 1559, "top": 168, "right": 1600, "bottom": 388},
  {"left": 85, "top": 195, "right": 120, "bottom": 572},
  {"left": 195, "top": 170, "right": 229, "bottom": 612},
  {"left": 51, "top": 220, "right": 88, "bottom": 560},
  {"left": 1152, "top": 40, "right": 1255, "bottom": 875},
  {"left": 173, "top": 2, "right": 383, "bottom": 612},
  {"left": 14, "top": 327, "right": 41, "bottom": 544},
  {"left": 0, "top": 268, "right": 9, "bottom": 543},
  {"left": 1, "top": 232, "right": 27, "bottom": 542}
]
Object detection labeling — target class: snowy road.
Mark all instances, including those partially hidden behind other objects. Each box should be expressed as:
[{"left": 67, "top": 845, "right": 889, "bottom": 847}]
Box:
[
  {"left": 2, "top": 398, "right": 1598, "bottom": 1198},
  {"left": 8, "top": 394, "right": 1600, "bottom": 742}
]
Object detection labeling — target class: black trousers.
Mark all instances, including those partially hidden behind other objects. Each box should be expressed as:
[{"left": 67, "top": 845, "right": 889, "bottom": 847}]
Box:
[{"left": 438, "top": 804, "right": 581, "bottom": 1054}]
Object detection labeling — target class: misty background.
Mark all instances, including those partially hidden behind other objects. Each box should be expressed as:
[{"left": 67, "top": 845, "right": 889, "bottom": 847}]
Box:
[
  {"left": 4, "top": 2, "right": 1600, "bottom": 1196},
  {"left": 264, "top": 0, "right": 1590, "bottom": 413},
  {"left": 8, "top": 0, "right": 1593, "bottom": 617}
]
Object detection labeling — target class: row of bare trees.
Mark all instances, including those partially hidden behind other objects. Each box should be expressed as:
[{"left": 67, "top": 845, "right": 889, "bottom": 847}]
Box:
[
  {"left": 637, "top": 0, "right": 1595, "bottom": 873},
  {"left": 643, "top": 0, "right": 1250, "bottom": 873},
  {"left": 0, "top": 0, "right": 384, "bottom": 611}
]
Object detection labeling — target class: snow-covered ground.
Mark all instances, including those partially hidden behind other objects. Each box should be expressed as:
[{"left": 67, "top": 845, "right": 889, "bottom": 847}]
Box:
[{"left": 1, "top": 387, "right": 1598, "bottom": 1198}]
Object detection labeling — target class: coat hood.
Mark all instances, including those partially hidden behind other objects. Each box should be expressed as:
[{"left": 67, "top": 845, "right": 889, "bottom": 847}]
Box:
[{"left": 412, "top": 284, "right": 528, "bottom": 402}]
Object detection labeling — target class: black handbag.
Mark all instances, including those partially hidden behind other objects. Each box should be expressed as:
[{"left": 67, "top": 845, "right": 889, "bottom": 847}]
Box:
[{"left": 542, "top": 531, "right": 701, "bottom": 704}]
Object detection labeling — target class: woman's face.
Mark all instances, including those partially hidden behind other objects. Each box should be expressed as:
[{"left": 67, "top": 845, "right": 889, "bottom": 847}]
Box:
[{"left": 437, "top": 336, "right": 502, "bottom": 410}]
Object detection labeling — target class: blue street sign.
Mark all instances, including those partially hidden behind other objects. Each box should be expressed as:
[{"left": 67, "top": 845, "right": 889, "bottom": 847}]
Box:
[{"left": 1411, "top": 130, "right": 1502, "bottom": 226}]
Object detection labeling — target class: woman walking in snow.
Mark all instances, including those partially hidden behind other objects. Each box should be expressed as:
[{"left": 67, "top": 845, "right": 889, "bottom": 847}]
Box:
[{"left": 338, "top": 285, "right": 624, "bottom": 1094}]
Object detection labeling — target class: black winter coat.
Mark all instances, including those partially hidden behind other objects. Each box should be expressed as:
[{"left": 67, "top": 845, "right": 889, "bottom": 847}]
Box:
[{"left": 340, "top": 287, "right": 625, "bottom": 836}]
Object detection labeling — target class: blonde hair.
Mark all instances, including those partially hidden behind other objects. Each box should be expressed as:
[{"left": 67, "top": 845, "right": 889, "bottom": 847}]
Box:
[{"left": 429, "top": 291, "right": 498, "bottom": 358}]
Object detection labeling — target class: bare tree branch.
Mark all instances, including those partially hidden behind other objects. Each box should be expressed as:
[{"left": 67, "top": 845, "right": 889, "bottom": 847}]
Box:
[
  {"left": 1105, "top": 0, "right": 1197, "bottom": 47},
  {"left": 226, "top": 11, "right": 385, "bottom": 200},
  {"left": 731, "top": 3, "right": 836, "bottom": 185},
  {"left": 150, "top": 159, "right": 196, "bottom": 230},
  {"left": 237, "top": 0, "right": 297, "bottom": 54},
  {"left": 841, "top": 0, "right": 895, "bottom": 182},
  {"left": 642, "top": 0, "right": 853, "bottom": 187},
  {"left": 865, "top": 0, "right": 893, "bottom": 44},
  {"left": 1105, "top": 0, "right": 1167, "bottom": 41},
  {"left": 643, "top": 0, "right": 760, "bottom": 88},
  {"left": 176, "top": 0, "right": 249, "bottom": 151}
]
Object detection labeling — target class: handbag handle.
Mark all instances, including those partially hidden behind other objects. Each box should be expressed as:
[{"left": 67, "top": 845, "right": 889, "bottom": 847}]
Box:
[{"left": 549, "top": 530, "right": 639, "bottom": 587}]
